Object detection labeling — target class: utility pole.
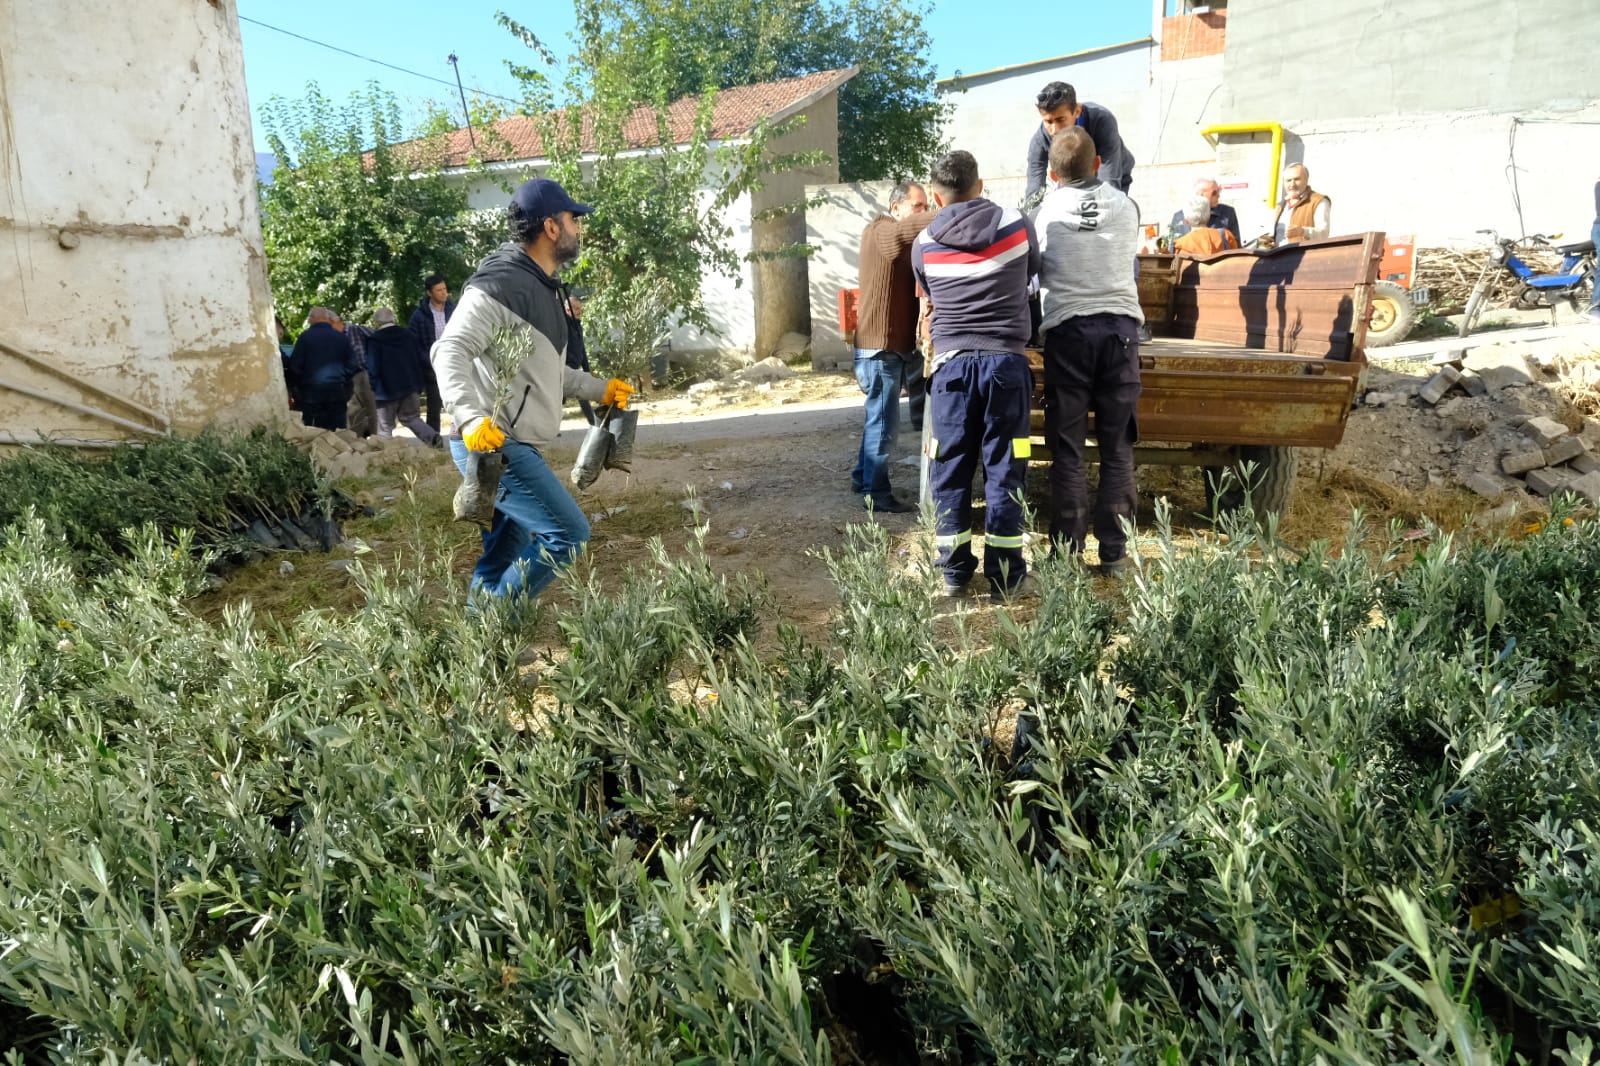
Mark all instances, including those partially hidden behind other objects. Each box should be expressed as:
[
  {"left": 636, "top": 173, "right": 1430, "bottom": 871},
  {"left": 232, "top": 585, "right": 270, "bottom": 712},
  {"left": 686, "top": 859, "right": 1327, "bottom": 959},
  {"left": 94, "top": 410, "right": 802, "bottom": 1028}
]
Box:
[{"left": 447, "top": 53, "right": 477, "bottom": 150}]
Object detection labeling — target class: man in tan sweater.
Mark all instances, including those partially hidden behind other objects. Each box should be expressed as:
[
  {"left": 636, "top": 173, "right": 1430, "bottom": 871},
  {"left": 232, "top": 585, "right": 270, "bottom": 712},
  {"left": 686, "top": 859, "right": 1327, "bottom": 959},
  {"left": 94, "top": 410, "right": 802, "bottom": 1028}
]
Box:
[{"left": 851, "top": 181, "right": 933, "bottom": 513}]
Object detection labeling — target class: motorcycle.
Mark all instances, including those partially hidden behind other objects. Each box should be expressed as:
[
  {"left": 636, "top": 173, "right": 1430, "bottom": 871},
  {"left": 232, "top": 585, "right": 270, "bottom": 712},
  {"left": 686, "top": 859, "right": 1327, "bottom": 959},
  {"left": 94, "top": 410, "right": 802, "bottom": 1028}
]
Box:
[{"left": 1458, "top": 230, "right": 1596, "bottom": 338}]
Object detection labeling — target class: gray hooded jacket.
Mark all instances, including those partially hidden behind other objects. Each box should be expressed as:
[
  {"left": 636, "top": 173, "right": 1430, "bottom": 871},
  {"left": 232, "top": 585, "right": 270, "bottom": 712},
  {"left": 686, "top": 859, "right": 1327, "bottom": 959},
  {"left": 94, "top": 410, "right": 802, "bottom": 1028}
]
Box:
[{"left": 431, "top": 244, "right": 606, "bottom": 448}]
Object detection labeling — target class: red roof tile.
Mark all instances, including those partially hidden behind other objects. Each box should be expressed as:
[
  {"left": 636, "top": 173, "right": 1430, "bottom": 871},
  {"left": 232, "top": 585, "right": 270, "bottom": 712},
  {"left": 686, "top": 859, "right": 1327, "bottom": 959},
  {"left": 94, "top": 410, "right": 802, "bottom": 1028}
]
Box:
[{"left": 402, "top": 68, "right": 856, "bottom": 170}]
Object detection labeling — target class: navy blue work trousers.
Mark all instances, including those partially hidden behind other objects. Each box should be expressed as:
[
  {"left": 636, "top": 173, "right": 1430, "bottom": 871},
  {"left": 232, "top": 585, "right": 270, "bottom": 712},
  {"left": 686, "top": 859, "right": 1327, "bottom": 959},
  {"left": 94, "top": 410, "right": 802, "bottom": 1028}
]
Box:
[
  {"left": 1042, "top": 314, "right": 1142, "bottom": 561},
  {"left": 927, "top": 351, "right": 1033, "bottom": 593}
]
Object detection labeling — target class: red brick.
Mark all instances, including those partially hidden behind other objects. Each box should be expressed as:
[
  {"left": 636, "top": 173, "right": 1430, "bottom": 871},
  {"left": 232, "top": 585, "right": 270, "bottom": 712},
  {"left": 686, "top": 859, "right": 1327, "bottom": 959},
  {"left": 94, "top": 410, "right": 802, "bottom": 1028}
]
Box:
[{"left": 1161, "top": 11, "right": 1227, "bottom": 62}]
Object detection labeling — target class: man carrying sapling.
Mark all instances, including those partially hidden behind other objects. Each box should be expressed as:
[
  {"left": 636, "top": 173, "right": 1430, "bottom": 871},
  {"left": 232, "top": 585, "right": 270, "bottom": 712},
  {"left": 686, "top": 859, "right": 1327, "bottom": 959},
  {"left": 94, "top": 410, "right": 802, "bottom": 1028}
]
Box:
[{"left": 431, "top": 178, "right": 635, "bottom": 602}]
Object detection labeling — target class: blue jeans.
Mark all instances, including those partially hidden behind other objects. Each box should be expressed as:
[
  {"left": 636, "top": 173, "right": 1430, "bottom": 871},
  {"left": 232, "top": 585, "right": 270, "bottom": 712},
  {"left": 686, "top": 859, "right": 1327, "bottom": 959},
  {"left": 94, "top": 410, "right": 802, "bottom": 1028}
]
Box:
[
  {"left": 851, "top": 349, "right": 916, "bottom": 506},
  {"left": 448, "top": 438, "right": 590, "bottom": 601}
]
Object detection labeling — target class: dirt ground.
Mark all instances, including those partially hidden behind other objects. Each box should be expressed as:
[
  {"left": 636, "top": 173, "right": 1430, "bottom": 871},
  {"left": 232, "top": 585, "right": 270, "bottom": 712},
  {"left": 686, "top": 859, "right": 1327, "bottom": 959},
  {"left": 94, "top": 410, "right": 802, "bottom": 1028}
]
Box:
[{"left": 201, "top": 337, "right": 1600, "bottom": 640}]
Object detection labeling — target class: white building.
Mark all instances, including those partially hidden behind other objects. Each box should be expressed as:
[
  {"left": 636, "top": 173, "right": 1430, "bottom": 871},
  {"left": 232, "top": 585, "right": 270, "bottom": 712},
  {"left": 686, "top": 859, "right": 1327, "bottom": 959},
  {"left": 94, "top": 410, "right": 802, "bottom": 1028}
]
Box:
[
  {"left": 413, "top": 69, "right": 855, "bottom": 363},
  {"left": 936, "top": 0, "right": 1600, "bottom": 249},
  {"left": 0, "top": 0, "right": 285, "bottom": 446}
]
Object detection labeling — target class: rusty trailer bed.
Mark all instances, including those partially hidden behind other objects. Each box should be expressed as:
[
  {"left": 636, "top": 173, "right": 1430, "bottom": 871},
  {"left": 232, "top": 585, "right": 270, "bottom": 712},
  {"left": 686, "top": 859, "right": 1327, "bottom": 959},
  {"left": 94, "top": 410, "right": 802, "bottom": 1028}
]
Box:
[{"left": 1026, "top": 232, "right": 1385, "bottom": 453}]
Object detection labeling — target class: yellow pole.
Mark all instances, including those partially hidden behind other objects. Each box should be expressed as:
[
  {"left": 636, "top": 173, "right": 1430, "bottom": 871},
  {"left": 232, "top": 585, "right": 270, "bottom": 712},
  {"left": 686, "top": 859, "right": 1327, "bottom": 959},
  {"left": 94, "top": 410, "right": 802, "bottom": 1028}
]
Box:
[{"left": 1198, "top": 122, "right": 1284, "bottom": 206}]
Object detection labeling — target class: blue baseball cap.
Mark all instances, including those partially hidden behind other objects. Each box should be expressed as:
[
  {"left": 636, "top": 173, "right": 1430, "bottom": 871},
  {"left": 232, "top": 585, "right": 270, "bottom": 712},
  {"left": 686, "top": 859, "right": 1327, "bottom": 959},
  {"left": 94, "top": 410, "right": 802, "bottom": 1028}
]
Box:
[{"left": 510, "top": 178, "right": 593, "bottom": 221}]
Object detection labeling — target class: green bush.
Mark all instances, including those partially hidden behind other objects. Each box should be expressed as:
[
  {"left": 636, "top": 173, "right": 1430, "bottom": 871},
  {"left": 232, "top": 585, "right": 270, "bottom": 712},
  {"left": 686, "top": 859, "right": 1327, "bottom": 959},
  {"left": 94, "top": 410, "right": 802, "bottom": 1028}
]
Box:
[
  {"left": 0, "top": 429, "right": 330, "bottom": 570},
  {"left": 1, "top": 506, "right": 1598, "bottom": 1064}
]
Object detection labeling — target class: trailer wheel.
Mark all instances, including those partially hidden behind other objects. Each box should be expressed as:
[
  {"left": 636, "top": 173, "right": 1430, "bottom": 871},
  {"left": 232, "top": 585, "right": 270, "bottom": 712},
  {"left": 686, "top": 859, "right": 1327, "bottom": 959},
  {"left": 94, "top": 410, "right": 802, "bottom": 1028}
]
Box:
[
  {"left": 1365, "top": 280, "right": 1416, "bottom": 347},
  {"left": 1205, "top": 446, "right": 1299, "bottom": 525}
]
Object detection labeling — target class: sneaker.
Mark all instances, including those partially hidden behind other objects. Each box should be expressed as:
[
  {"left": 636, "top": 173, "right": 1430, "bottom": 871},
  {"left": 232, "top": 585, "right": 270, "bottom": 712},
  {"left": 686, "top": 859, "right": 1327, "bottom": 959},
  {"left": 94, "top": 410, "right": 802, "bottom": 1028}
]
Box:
[
  {"left": 866, "top": 495, "right": 915, "bottom": 514},
  {"left": 989, "top": 573, "right": 1039, "bottom": 604},
  {"left": 940, "top": 580, "right": 972, "bottom": 599},
  {"left": 1136, "top": 325, "right": 1154, "bottom": 344},
  {"left": 1096, "top": 554, "right": 1132, "bottom": 576}
]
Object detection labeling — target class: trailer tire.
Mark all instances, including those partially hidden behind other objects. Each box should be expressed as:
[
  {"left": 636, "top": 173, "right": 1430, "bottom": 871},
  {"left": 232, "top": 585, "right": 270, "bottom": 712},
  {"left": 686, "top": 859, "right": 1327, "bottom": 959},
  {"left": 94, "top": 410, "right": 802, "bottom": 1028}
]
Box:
[
  {"left": 1365, "top": 280, "right": 1415, "bottom": 347},
  {"left": 1205, "top": 446, "right": 1299, "bottom": 525}
]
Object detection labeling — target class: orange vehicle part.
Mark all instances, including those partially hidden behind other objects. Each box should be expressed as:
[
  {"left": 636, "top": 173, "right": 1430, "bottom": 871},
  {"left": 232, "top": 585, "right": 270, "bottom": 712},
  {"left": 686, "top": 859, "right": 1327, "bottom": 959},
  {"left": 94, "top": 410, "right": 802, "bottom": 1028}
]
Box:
[
  {"left": 838, "top": 287, "right": 860, "bottom": 334},
  {"left": 1378, "top": 234, "right": 1416, "bottom": 288}
]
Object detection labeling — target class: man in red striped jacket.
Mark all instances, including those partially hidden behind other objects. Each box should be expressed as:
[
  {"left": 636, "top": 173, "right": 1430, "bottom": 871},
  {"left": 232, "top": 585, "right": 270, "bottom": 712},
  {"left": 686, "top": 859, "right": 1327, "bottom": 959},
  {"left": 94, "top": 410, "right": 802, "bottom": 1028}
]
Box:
[{"left": 911, "top": 150, "right": 1041, "bottom": 603}]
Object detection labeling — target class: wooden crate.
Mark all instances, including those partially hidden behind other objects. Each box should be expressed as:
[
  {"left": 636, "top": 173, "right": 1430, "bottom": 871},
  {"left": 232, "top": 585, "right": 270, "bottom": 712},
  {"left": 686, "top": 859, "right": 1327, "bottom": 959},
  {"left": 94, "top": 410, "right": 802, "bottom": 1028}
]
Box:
[{"left": 1136, "top": 253, "right": 1180, "bottom": 328}]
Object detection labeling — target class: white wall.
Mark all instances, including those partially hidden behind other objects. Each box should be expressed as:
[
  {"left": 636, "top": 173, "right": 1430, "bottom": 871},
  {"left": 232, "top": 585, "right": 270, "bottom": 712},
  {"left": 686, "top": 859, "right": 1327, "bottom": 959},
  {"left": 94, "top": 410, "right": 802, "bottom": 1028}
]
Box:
[
  {"left": 1245, "top": 111, "right": 1600, "bottom": 249},
  {"left": 938, "top": 43, "right": 1154, "bottom": 211},
  {"left": 0, "top": 0, "right": 284, "bottom": 441},
  {"left": 935, "top": 43, "right": 1230, "bottom": 246},
  {"left": 804, "top": 181, "right": 898, "bottom": 367},
  {"left": 1217, "top": 0, "right": 1600, "bottom": 247}
]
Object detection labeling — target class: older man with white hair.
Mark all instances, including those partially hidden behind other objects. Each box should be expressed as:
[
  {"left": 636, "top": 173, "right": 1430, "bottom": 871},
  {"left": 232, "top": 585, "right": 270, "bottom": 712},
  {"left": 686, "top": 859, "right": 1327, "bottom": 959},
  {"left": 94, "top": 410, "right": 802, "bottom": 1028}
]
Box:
[
  {"left": 365, "top": 307, "right": 441, "bottom": 445},
  {"left": 285, "top": 306, "right": 361, "bottom": 430},
  {"left": 1271, "top": 163, "right": 1331, "bottom": 244},
  {"left": 1170, "top": 177, "right": 1240, "bottom": 246},
  {"left": 1173, "top": 197, "right": 1240, "bottom": 256}
]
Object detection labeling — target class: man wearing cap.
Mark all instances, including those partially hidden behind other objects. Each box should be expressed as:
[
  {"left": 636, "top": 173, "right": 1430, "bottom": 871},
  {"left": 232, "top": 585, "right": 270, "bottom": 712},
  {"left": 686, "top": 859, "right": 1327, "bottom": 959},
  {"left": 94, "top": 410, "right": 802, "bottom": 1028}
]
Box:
[
  {"left": 431, "top": 178, "right": 636, "bottom": 602},
  {"left": 365, "top": 307, "right": 440, "bottom": 446}
]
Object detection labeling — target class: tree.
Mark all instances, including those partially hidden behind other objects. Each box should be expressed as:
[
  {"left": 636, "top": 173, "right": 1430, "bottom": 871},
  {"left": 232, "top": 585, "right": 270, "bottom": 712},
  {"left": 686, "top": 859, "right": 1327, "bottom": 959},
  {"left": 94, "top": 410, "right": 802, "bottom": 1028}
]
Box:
[
  {"left": 259, "top": 84, "right": 473, "bottom": 327},
  {"left": 495, "top": 7, "right": 815, "bottom": 378},
  {"left": 562, "top": 0, "right": 948, "bottom": 181}
]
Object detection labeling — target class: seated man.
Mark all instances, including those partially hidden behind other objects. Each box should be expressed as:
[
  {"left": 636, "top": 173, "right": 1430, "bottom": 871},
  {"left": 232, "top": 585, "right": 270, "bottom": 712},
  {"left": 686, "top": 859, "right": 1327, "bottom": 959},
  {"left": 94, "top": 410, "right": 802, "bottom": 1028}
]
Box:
[
  {"left": 1035, "top": 127, "right": 1144, "bottom": 573},
  {"left": 1173, "top": 197, "right": 1241, "bottom": 256},
  {"left": 1271, "top": 163, "right": 1331, "bottom": 245},
  {"left": 912, "top": 150, "right": 1040, "bottom": 602},
  {"left": 1169, "top": 177, "right": 1240, "bottom": 245}
]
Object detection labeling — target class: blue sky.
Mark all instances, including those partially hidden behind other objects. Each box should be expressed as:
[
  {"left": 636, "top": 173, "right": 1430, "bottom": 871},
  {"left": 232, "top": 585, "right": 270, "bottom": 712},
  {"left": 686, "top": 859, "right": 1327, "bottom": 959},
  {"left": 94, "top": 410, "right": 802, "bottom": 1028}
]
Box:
[{"left": 239, "top": 0, "right": 1153, "bottom": 153}]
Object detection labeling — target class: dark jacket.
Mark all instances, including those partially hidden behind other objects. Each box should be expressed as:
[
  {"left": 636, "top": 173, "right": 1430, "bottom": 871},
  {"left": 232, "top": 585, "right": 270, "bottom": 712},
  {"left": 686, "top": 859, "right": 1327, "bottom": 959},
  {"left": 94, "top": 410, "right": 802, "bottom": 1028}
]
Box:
[
  {"left": 365, "top": 325, "right": 431, "bottom": 403},
  {"left": 431, "top": 243, "right": 605, "bottom": 449},
  {"left": 1024, "top": 102, "right": 1135, "bottom": 202},
  {"left": 1171, "top": 202, "right": 1241, "bottom": 245},
  {"left": 558, "top": 284, "right": 590, "bottom": 371},
  {"left": 345, "top": 323, "right": 373, "bottom": 372},
  {"left": 911, "top": 199, "right": 1039, "bottom": 356},
  {"left": 408, "top": 295, "right": 456, "bottom": 353},
  {"left": 285, "top": 322, "right": 360, "bottom": 391}
]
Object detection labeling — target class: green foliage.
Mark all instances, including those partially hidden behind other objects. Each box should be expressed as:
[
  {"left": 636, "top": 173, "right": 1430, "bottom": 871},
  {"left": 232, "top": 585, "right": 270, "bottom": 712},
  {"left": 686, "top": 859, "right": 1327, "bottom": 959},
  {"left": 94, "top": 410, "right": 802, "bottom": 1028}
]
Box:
[
  {"left": 3, "top": 503, "right": 1599, "bottom": 1062},
  {"left": 566, "top": 0, "right": 948, "bottom": 181},
  {"left": 0, "top": 429, "right": 328, "bottom": 570},
  {"left": 260, "top": 84, "right": 473, "bottom": 327},
  {"left": 498, "top": 6, "right": 807, "bottom": 358}
]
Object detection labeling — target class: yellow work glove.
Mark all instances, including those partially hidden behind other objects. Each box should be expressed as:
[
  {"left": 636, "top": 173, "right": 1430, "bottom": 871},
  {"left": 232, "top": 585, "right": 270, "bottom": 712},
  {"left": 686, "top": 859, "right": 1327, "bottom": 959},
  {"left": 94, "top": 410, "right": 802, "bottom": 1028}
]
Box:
[
  {"left": 602, "top": 378, "right": 637, "bottom": 410},
  {"left": 462, "top": 418, "right": 506, "bottom": 452}
]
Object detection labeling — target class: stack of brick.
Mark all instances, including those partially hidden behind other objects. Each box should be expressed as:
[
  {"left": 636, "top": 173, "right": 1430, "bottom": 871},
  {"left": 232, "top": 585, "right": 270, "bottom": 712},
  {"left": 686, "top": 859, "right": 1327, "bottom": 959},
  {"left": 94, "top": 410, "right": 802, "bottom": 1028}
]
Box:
[
  {"left": 279, "top": 423, "right": 441, "bottom": 481},
  {"left": 1499, "top": 415, "right": 1600, "bottom": 503},
  {"left": 1406, "top": 344, "right": 1600, "bottom": 505}
]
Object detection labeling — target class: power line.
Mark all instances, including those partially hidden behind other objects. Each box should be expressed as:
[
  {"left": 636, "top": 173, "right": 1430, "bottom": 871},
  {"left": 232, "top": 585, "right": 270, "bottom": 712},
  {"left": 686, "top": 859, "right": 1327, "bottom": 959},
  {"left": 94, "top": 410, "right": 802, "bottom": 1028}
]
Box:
[{"left": 237, "top": 14, "right": 524, "bottom": 106}]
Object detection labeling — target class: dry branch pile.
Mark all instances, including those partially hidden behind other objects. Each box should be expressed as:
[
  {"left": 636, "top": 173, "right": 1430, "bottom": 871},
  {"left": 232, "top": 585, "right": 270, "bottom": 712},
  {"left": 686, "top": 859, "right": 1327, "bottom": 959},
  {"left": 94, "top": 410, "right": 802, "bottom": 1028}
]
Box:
[{"left": 1414, "top": 245, "right": 1567, "bottom": 312}]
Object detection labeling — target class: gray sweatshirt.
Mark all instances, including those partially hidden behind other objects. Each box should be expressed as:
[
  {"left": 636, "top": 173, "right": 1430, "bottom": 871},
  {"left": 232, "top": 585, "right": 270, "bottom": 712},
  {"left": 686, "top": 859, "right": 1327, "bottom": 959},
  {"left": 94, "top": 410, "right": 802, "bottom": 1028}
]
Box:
[
  {"left": 1035, "top": 178, "right": 1144, "bottom": 330},
  {"left": 431, "top": 244, "right": 606, "bottom": 449}
]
